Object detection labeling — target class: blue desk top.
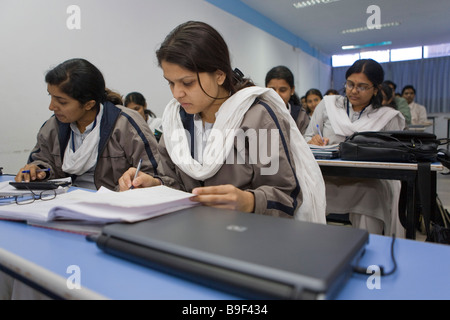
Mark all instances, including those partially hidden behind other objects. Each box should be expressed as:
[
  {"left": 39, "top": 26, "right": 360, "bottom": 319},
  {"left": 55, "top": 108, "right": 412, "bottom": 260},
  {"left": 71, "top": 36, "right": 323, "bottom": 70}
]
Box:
[
  {"left": 1, "top": 174, "right": 449, "bottom": 300},
  {"left": 1, "top": 218, "right": 449, "bottom": 300}
]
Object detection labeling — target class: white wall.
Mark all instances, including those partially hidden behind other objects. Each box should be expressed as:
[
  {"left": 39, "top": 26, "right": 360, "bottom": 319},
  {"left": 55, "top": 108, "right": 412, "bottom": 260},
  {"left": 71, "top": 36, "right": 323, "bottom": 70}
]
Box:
[{"left": 0, "top": 0, "right": 331, "bottom": 174}]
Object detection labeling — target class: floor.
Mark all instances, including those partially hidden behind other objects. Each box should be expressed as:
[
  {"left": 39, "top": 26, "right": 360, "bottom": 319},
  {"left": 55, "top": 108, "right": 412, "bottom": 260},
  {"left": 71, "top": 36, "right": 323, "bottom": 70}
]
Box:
[{"left": 416, "top": 170, "right": 450, "bottom": 241}]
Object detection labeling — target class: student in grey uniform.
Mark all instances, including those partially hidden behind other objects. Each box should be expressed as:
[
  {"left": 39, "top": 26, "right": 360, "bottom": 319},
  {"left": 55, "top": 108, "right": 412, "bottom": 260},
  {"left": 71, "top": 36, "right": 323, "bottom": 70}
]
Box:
[
  {"left": 119, "top": 21, "right": 325, "bottom": 223},
  {"left": 2, "top": 58, "right": 161, "bottom": 300},
  {"left": 15, "top": 58, "right": 160, "bottom": 191},
  {"left": 265, "top": 66, "right": 310, "bottom": 134},
  {"left": 305, "top": 59, "right": 406, "bottom": 236}
]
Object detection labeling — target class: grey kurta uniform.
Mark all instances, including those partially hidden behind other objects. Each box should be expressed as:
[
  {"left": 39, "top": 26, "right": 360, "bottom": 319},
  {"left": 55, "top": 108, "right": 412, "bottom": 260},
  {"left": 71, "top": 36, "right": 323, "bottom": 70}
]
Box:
[
  {"left": 304, "top": 97, "right": 405, "bottom": 235},
  {"left": 27, "top": 101, "right": 160, "bottom": 190},
  {"left": 157, "top": 99, "right": 303, "bottom": 219}
]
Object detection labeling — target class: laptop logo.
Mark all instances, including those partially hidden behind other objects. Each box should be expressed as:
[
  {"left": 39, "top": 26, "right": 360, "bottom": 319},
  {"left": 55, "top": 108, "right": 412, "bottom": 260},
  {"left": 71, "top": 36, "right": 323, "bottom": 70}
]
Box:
[{"left": 226, "top": 225, "right": 248, "bottom": 232}]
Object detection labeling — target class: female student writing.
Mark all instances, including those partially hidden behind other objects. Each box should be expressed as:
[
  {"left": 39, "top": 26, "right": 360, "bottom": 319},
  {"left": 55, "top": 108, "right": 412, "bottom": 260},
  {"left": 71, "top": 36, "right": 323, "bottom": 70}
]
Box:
[
  {"left": 304, "top": 59, "right": 406, "bottom": 236},
  {"left": 119, "top": 21, "right": 325, "bottom": 223},
  {"left": 15, "top": 58, "right": 160, "bottom": 190}
]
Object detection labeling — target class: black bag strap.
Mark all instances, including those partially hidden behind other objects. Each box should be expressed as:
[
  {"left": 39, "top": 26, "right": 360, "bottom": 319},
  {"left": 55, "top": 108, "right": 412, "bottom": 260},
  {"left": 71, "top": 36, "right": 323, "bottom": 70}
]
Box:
[{"left": 417, "top": 162, "right": 432, "bottom": 238}]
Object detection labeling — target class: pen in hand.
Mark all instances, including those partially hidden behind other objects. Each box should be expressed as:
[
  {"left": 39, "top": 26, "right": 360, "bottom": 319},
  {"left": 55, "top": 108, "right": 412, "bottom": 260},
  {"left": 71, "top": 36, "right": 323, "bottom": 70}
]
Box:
[
  {"left": 316, "top": 124, "right": 325, "bottom": 144},
  {"left": 130, "top": 159, "right": 143, "bottom": 190},
  {"left": 21, "top": 168, "right": 51, "bottom": 174}
]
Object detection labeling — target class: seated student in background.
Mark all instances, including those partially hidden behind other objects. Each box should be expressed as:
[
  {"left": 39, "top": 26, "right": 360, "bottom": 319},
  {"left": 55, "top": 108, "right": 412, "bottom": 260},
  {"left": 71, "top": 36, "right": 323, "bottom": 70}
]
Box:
[
  {"left": 380, "top": 82, "right": 397, "bottom": 109},
  {"left": 124, "top": 92, "right": 163, "bottom": 141},
  {"left": 265, "top": 66, "right": 310, "bottom": 134},
  {"left": 304, "top": 88, "right": 323, "bottom": 116},
  {"left": 304, "top": 59, "right": 406, "bottom": 236},
  {"left": 383, "top": 80, "right": 411, "bottom": 125},
  {"left": 119, "top": 21, "right": 326, "bottom": 223},
  {"left": 402, "top": 85, "right": 428, "bottom": 125},
  {"left": 15, "top": 58, "right": 160, "bottom": 191},
  {"left": 324, "top": 88, "right": 339, "bottom": 96}
]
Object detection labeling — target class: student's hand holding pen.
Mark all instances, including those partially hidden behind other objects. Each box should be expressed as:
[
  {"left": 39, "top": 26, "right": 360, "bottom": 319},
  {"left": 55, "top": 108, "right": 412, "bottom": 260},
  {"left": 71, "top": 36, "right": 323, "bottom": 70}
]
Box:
[
  {"left": 15, "top": 165, "right": 50, "bottom": 182},
  {"left": 118, "top": 167, "right": 162, "bottom": 191},
  {"left": 307, "top": 124, "right": 329, "bottom": 146},
  {"left": 308, "top": 134, "right": 330, "bottom": 146}
]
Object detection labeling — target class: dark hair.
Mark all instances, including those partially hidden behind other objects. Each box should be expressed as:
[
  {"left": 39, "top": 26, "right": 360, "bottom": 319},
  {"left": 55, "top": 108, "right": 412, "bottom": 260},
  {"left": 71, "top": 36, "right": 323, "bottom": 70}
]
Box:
[
  {"left": 105, "top": 88, "right": 123, "bottom": 105},
  {"left": 383, "top": 80, "right": 397, "bottom": 91},
  {"left": 325, "top": 88, "right": 339, "bottom": 95},
  {"left": 124, "top": 92, "right": 157, "bottom": 118},
  {"left": 156, "top": 21, "right": 254, "bottom": 98},
  {"left": 401, "top": 85, "right": 416, "bottom": 95},
  {"left": 304, "top": 88, "right": 323, "bottom": 115},
  {"left": 45, "top": 58, "right": 108, "bottom": 108},
  {"left": 265, "top": 65, "right": 301, "bottom": 106},
  {"left": 345, "top": 59, "right": 385, "bottom": 108},
  {"left": 305, "top": 88, "right": 323, "bottom": 100},
  {"left": 380, "top": 83, "right": 397, "bottom": 109}
]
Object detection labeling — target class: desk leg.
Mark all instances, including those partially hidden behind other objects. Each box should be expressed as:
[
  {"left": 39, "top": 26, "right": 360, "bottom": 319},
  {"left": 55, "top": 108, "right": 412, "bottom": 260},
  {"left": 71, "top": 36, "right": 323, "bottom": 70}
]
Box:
[
  {"left": 406, "top": 179, "right": 416, "bottom": 240},
  {"left": 447, "top": 119, "right": 450, "bottom": 150}
]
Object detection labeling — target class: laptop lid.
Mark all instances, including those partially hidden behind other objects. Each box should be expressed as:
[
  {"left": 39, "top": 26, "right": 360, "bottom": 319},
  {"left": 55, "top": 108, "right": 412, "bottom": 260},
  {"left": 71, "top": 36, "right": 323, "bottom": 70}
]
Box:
[{"left": 96, "top": 206, "right": 368, "bottom": 300}]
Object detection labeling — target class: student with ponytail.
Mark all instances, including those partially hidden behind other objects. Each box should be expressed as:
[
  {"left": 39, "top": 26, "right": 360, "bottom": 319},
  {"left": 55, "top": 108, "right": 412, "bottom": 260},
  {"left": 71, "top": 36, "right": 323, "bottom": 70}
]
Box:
[{"left": 119, "top": 21, "right": 325, "bottom": 223}]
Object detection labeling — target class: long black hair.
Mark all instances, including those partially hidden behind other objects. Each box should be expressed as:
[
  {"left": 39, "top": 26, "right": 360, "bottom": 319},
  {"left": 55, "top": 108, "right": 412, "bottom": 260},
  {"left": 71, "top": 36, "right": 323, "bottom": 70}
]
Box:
[
  {"left": 45, "top": 58, "right": 110, "bottom": 109},
  {"left": 156, "top": 21, "right": 254, "bottom": 99},
  {"left": 345, "top": 59, "right": 386, "bottom": 109},
  {"left": 265, "top": 65, "right": 301, "bottom": 106},
  {"left": 124, "top": 92, "right": 157, "bottom": 118}
]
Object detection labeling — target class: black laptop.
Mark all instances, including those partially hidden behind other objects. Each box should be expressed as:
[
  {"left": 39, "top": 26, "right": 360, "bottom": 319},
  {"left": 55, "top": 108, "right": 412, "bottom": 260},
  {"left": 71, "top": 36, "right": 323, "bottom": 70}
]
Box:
[{"left": 95, "top": 206, "right": 368, "bottom": 300}]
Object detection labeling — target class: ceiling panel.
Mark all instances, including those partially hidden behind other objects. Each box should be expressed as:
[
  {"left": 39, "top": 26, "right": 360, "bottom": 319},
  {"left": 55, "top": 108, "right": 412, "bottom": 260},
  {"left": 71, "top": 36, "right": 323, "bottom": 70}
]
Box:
[{"left": 239, "top": 0, "right": 450, "bottom": 56}]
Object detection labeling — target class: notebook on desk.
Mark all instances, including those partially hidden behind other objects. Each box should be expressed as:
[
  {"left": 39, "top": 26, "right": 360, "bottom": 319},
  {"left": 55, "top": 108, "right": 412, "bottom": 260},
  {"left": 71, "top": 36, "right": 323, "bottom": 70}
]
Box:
[
  {"left": 309, "top": 144, "right": 340, "bottom": 159},
  {"left": 95, "top": 206, "right": 368, "bottom": 300}
]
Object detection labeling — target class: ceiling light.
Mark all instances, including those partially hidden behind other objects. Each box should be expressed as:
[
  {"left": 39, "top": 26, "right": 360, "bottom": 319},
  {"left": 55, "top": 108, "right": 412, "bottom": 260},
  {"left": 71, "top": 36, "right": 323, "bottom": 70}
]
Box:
[
  {"left": 342, "top": 41, "right": 392, "bottom": 50},
  {"left": 293, "top": 0, "right": 341, "bottom": 9},
  {"left": 341, "top": 22, "right": 400, "bottom": 34}
]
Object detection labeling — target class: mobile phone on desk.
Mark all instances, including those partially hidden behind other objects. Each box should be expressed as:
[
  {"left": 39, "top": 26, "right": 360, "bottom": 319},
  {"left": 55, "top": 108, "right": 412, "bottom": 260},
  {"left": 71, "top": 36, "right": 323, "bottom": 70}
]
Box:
[{"left": 9, "top": 181, "right": 71, "bottom": 190}]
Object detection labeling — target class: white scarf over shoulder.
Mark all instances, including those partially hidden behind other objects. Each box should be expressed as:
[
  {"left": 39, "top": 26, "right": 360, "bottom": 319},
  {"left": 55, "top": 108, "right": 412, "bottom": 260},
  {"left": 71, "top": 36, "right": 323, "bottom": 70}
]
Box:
[
  {"left": 325, "top": 95, "right": 403, "bottom": 136},
  {"left": 62, "top": 104, "right": 104, "bottom": 175},
  {"left": 162, "top": 86, "right": 326, "bottom": 224}
]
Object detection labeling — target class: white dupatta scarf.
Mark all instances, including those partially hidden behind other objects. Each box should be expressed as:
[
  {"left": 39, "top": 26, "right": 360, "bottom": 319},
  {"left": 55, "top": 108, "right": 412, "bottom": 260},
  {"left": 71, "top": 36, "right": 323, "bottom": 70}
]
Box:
[
  {"left": 62, "top": 104, "right": 104, "bottom": 175},
  {"left": 325, "top": 95, "right": 402, "bottom": 136},
  {"left": 162, "top": 86, "right": 326, "bottom": 224}
]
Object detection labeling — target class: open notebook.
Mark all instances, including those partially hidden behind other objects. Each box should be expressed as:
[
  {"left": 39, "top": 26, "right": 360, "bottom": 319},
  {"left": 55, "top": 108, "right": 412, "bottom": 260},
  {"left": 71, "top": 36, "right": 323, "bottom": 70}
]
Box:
[{"left": 0, "top": 186, "right": 198, "bottom": 224}]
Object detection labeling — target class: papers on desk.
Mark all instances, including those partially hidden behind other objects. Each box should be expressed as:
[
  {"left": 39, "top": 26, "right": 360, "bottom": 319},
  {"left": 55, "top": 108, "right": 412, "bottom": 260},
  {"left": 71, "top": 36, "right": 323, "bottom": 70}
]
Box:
[{"left": 0, "top": 185, "right": 198, "bottom": 224}]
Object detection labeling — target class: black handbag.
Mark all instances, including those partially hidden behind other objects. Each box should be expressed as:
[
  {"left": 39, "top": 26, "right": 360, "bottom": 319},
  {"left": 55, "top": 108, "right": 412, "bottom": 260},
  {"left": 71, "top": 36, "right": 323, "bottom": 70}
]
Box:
[{"left": 340, "top": 131, "right": 449, "bottom": 163}]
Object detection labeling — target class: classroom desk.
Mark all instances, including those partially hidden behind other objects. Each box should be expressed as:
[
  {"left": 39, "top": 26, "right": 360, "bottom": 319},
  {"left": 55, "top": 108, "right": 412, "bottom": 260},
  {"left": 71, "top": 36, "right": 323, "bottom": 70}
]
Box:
[
  {"left": 445, "top": 117, "right": 450, "bottom": 148},
  {"left": 317, "top": 159, "right": 445, "bottom": 239},
  {"left": 427, "top": 115, "right": 437, "bottom": 134},
  {"left": 0, "top": 219, "right": 449, "bottom": 301}
]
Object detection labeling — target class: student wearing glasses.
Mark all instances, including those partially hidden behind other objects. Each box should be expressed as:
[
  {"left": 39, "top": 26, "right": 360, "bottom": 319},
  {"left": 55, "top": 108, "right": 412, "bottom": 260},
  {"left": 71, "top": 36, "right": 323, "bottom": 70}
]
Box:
[
  {"left": 304, "top": 59, "right": 406, "bottom": 236},
  {"left": 119, "top": 21, "right": 326, "bottom": 223}
]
